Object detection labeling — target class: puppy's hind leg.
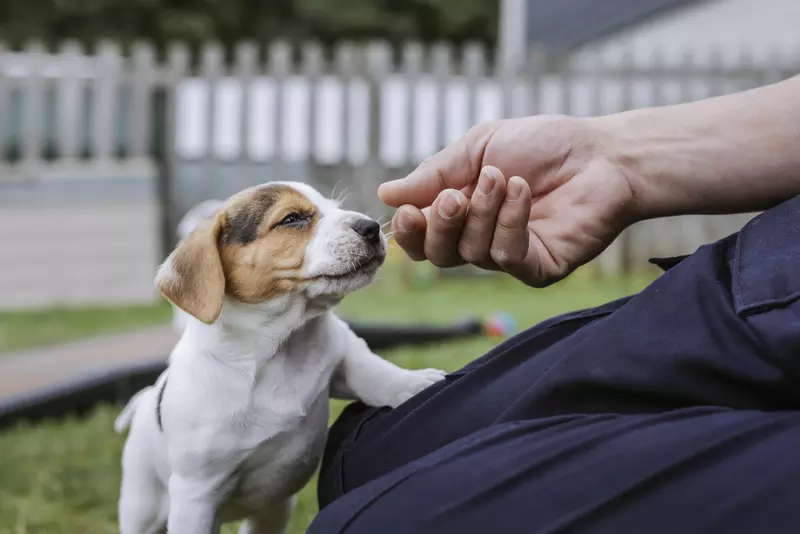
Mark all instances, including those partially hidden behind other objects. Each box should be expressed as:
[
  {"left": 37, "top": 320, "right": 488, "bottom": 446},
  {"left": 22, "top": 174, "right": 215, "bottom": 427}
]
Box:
[
  {"left": 118, "top": 438, "right": 168, "bottom": 534},
  {"left": 237, "top": 498, "right": 294, "bottom": 534},
  {"left": 119, "top": 470, "right": 168, "bottom": 534}
]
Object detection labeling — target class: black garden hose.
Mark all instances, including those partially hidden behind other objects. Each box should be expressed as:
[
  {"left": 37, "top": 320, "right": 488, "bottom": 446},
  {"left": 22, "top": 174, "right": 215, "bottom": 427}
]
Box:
[{"left": 0, "top": 318, "right": 486, "bottom": 431}]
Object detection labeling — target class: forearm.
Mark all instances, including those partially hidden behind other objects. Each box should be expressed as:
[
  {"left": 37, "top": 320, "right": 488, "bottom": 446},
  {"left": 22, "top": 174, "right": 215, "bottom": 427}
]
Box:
[{"left": 594, "top": 75, "right": 800, "bottom": 220}]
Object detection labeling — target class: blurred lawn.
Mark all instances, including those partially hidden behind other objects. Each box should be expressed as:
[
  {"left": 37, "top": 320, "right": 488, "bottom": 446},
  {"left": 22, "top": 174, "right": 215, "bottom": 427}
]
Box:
[
  {"left": 0, "top": 303, "right": 173, "bottom": 354},
  {"left": 0, "top": 269, "right": 656, "bottom": 534}
]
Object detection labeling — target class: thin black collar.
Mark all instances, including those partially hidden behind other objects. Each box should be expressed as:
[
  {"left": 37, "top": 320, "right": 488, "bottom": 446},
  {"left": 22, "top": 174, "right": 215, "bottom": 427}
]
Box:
[{"left": 156, "top": 375, "right": 168, "bottom": 432}]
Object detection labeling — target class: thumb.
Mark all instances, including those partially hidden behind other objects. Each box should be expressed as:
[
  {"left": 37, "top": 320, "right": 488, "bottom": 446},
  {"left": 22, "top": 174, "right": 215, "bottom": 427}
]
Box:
[{"left": 378, "top": 123, "right": 498, "bottom": 208}]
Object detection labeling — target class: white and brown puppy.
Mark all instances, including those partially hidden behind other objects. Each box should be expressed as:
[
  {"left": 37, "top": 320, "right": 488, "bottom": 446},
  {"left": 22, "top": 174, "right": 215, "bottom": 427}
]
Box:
[{"left": 115, "top": 181, "right": 445, "bottom": 534}]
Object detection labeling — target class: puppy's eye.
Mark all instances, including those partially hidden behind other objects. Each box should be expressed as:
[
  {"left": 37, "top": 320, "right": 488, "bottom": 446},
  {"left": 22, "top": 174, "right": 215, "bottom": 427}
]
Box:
[{"left": 276, "top": 212, "right": 308, "bottom": 228}]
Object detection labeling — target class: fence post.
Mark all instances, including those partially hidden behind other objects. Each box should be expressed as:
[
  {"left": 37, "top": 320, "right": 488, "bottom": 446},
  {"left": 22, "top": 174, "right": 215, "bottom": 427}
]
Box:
[
  {"left": 650, "top": 47, "right": 667, "bottom": 106},
  {"left": 678, "top": 48, "right": 696, "bottom": 103},
  {"left": 495, "top": 39, "right": 520, "bottom": 119},
  {"left": 558, "top": 50, "right": 574, "bottom": 116},
  {"left": 735, "top": 45, "right": 758, "bottom": 91},
  {"left": 129, "top": 41, "right": 156, "bottom": 165},
  {"left": 463, "top": 41, "right": 486, "bottom": 128},
  {"left": 361, "top": 41, "right": 392, "bottom": 218},
  {"left": 21, "top": 40, "right": 46, "bottom": 172},
  {"left": 267, "top": 41, "right": 292, "bottom": 164},
  {"left": 764, "top": 47, "right": 787, "bottom": 86},
  {"left": 200, "top": 41, "right": 224, "bottom": 198},
  {"left": 334, "top": 41, "right": 357, "bottom": 169},
  {"left": 588, "top": 49, "right": 605, "bottom": 117},
  {"left": 152, "top": 85, "right": 172, "bottom": 258},
  {"left": 56, "top": 41, "right": 83, "bottom": 164},
  {"left": 234, "top": 41, "right": 259, "bottom": 164},
  {"left": 92, "top": 40, "right": 122, "bottom": 165},
  {"left": 525, "top": 45, "right": 547, "bottom": 116},
  {"left": 54, "top": 41, "right": 84, "bottom": 164},
  {"left": 153, "top": 43, "right": 188, "bottom": 257},
  {"left": 431, "top": 42, "right": 453, "bottom": 151},
  {"left": 400, "top": 41, "right": 423, "bottom": 166},
  {"left": 302, "top": 41, "right": 325, "bottom": 166},
  {"left": 706, "top": 46, "right": 725, "bottom": 98},
  {"left": 0, "top": 41, "right": 8, "bottom": 162}
]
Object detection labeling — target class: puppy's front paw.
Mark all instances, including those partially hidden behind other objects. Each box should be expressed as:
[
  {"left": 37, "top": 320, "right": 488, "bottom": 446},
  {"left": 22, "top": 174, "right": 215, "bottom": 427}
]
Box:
[{"left": 386, "top": 368, "right": 446, "bottom": 408}]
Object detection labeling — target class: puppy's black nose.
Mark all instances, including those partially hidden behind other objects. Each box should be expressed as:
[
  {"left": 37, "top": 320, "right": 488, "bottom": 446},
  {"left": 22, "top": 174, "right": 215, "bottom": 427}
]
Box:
[{"left": 351, "top": 219, "right": 380, "bottom": 243}]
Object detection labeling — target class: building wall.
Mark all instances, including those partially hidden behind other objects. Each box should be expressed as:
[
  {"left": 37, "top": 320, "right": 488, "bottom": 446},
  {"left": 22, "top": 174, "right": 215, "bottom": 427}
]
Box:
[
  {"left": 572, "top": 0, "right": 800, "bottom": 67},
  {"left": 0, "top": 164, "right": 161, "bottom": 310}
]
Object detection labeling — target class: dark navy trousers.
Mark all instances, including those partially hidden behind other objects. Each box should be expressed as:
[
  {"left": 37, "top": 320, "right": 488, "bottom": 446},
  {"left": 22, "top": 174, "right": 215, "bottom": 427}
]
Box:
[{"left": 308, "top": 196, "right": 800, "bottom": 534}]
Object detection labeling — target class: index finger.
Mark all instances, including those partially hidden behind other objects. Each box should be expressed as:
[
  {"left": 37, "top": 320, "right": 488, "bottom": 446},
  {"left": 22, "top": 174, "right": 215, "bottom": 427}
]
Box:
[{"left": 377, "top": 122, "right": 499, "bottom": 208}]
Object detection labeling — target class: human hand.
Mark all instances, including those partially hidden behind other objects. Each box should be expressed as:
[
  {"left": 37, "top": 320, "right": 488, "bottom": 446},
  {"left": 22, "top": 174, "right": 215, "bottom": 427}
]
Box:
[{"left": 377, "top": 116, "right": 639, "bottom": 287}]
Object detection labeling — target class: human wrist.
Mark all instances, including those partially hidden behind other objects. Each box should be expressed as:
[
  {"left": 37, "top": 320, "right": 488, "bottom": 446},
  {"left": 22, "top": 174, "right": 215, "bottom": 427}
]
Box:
[
  {"left": 588, "top": 107, "right": 700, "bottom": 222},
  {"left": 590, "top": 77, "right": 800, "bottom": 221}
]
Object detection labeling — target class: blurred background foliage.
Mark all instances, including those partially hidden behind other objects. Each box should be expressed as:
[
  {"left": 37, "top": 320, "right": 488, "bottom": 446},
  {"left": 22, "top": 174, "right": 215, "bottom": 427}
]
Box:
[{"left": 0, "top": 0, "right": 498, "bottom": 51}]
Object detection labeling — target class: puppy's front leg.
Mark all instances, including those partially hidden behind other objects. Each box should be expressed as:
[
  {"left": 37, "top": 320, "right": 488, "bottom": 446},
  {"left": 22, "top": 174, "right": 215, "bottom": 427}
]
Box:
[
  {"left": 331, "top": 317, "right": 446, "bottom": 408},
  {"left": 167, "top": 475, "right": 222, "bottom": 534}
]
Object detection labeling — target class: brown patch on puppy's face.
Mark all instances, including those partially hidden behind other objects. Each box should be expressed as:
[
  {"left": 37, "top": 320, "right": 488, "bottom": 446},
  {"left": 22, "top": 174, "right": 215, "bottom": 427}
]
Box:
[{"left": 220, "top": 185, "right": 318, "bottom": 304}]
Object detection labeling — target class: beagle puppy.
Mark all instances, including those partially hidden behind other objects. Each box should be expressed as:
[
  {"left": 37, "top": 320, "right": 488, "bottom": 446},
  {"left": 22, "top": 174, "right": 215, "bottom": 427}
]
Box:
[{"left": 115, "top": 182, "right": 446, "bottom": 534}]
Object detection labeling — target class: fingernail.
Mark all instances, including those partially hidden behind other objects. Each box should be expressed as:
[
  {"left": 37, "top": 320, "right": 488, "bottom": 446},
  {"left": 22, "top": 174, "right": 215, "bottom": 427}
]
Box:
[
  {"left": 506, "top": 177, "right": 525, "bottom": 203},
  {"left": 437, "top": 190, "right": 463, "bottom": 219},
  {"left": 476, "top": 167, "right": 497, "bottom": 196}
]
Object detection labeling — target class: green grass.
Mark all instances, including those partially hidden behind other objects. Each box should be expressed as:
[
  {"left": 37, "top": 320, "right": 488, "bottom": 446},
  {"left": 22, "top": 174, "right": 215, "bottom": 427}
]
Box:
[
  {"left": 0, "top": 302, "right": 172, "bottom": 354},
  {"left": 0, "top": 270, "right": 656, "bottom": 534}
]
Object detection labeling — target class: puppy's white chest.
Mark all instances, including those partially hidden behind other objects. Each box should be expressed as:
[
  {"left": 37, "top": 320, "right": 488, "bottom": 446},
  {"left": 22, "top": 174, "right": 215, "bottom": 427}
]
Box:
[
  {"left": 216, "top": 340, "right": 339, "bottom": 516},
  {"left": 225, "top": 392, "right": 329, "bottom": 515}
]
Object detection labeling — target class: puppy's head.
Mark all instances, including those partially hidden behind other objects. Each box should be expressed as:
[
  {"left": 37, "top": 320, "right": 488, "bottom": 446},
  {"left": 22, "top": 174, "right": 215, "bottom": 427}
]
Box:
[{"left": 156, "top": 182, "right": 386, "bottom": 324}]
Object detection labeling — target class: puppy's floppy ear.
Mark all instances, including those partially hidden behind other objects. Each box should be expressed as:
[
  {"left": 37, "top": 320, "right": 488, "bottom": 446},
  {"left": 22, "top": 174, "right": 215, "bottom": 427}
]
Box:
[{"left": 156, "top": 213, "right": 226, "bottom": 324}]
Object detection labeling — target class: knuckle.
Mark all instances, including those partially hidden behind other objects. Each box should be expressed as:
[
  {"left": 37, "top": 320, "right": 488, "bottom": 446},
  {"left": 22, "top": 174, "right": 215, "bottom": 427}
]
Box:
[
  {"left": 428, "top": 257, "right": 448, "bottom": 267},
  {"left": 495, "top": 215, "right": 521, "bottom": 233},
  {"left": 468, "top": 199, "right": 495, "bottom": 218},
  {"left": 425, "top": 246, "right": 456, "bottom": 267},
  {"left": 458, "top": 241, "right": 488, "bottom": 264},
  {"left": 467, "top": 120, "right": 501, "bottom": 139},
  {"left": 431, "top": 256, "right": 460, "bottom": 268},
  {"left": 433, "top": 212, "right": 467, "bottom": 231},
  {"left": 490, "top": 246, "right": 519, "bottom": 268},
  {"left": 394, "top": 233, "right": 422, "bottom": 252},
  {"left": 405, "top": 249, "right": 428, "bottom": 262}
]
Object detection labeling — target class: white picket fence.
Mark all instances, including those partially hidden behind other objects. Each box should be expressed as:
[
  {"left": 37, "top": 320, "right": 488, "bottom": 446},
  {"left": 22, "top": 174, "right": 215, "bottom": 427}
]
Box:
[
  {"left": 0, "top": 40, "right": 797, "bottom": 308},
  {"left": 2, "top": 41, "right": 793, "bottom": 166}
]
